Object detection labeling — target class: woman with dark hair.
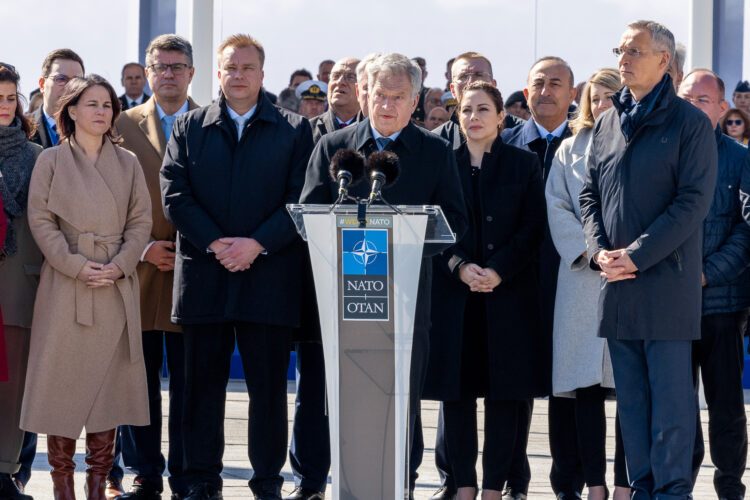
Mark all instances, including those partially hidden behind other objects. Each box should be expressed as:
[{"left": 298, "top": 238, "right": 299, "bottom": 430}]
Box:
[
  {"left": 20, "top": 75, "right": 152, "bottom": 500},
  {"left": 720, "top": 107, "right": 750, "bottom": 145},
  {"left": 424, "top": 81, "right": 546, "bottom": 500},
  {"left": 546, "top": 68, "right": 629, "bottom": 500},
  {"left": 0, "top": 63, "right": 42, "bottom": 500}
]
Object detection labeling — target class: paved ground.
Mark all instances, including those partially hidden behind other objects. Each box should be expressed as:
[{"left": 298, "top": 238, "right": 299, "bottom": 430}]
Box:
[{"left": 22, "top": 381, "right": 750, "bottom": 499}]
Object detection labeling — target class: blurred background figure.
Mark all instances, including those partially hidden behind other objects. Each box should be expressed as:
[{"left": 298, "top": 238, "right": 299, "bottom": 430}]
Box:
[
  {"left": 721, "top": 107, "right": 750, "bottom": 145},
  {"left": 295, "top": 80, "right": 327, "bottom": 119},
  {"left": 119, "top": 62, "right": 150, "bottom": 110}
]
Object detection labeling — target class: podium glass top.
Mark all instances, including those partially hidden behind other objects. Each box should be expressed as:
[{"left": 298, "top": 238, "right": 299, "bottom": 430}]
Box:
[{"left": 287, "top": 203, "right": 456, "bottom": 244}]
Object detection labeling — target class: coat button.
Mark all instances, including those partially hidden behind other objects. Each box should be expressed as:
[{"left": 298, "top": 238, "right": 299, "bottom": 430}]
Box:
[
  {"left": 486, "top": 215, "right": 493, "bottom": 222},
  {"left": 487, "top": 243, "right": 494, "bottom": 250}
]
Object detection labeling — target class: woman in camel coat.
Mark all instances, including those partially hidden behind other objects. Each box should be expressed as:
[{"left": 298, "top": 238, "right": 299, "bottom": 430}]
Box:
[{"left": 21, "top": 74, "right": 152, "bottom": 500}]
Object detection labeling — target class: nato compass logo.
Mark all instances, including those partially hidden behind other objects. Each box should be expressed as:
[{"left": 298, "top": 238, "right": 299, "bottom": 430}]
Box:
[{"left": 341, "top": 229, "right": 389, "bottom": 321}]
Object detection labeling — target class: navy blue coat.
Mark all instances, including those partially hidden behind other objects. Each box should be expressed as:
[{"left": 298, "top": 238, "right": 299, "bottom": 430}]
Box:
[
  {"left": 580, "top": 82, "right": 718, "bottom": 341},
  {"left": 160, "top": 92, "right": 314, "bottom": 326},
  {"left": 702, "top": 128, "right": 750, "bottom": 315}
]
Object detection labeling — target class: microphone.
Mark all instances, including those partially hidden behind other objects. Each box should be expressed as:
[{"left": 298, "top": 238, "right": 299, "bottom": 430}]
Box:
[
  {"left": 366, "top": 151, "right": 400, "bottom": 203},
  {"left": 329, "top": 149, "right": 366, "bottom": 199}
]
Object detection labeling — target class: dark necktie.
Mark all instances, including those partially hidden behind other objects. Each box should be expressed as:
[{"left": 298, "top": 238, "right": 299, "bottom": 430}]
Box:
[
  {"left": 376, "top": 137, "right": 392, "bottom": 151},
  {"left": 543, "top": 134, "right": 557, "bottom": 180}
]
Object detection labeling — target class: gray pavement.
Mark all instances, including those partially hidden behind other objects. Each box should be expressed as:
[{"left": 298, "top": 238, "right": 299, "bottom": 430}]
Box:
[{"left": 21, "top": 381, "right": 750, "bottom": 499}]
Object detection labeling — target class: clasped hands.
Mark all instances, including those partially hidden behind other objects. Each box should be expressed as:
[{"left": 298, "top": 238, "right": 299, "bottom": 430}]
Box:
[
  {"left": 459, "top": 263, "right": 502, "bottom": 292},
  {"left": 77, "top": 261, "right": 124, "bottom": 288},
  {"left": 209, "top": 237, "right": 265, "bottom": 272},
  {"left": 595, "top": 249, "right": 637, "bottom": 282}
]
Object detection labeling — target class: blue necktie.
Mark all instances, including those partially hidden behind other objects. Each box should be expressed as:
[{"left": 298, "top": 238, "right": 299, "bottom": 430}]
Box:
[
  {"left": 161, "top": 115, "right": 176, "bottom": 141},
  {"left": 546, "top": 133, "right": 555, "bottom": 143},
  {"left": 376, "top": 137, "right": 393, "bottom": 151},
  {"left": 50, "top": 123, "right": 59, "bottom": 146}
]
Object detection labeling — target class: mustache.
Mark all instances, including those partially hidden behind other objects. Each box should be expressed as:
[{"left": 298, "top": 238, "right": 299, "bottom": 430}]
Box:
[{"left": 537, "top": 97, "right": 557, "bottom": 104}]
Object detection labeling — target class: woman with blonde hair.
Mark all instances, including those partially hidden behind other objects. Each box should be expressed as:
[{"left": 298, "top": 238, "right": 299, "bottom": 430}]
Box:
[
  {"left": 546, "top": 68, "right": 629, "bottom": 500},
  {"left": 21, "top": 74, "right": 152, "bottom": 500}
]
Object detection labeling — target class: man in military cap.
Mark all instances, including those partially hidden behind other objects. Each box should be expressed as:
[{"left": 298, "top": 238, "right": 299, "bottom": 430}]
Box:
[
  {"left": 296, "top": 80, "right": 327, "bottom": 119},
  {"left": 733, "top": 80, "right": 750, "bottom": 114}
]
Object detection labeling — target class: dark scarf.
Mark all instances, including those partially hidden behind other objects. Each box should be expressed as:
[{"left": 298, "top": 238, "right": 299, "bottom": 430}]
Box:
[
  {"left": 617, "top": 73, "right": 671, "bottom": 141},
  {"left": 0, "top": 117, "right": 36, "bottom": 256}
]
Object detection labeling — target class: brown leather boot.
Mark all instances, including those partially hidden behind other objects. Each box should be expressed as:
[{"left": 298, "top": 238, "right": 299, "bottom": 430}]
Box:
[
  {"left": 47, "top": 435, "right": 77, "bottom": 500},
  {"left": 83, "top": 430, "right": 116, "bottom": 500}
]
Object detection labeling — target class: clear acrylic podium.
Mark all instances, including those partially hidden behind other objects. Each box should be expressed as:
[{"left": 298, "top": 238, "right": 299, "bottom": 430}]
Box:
[{"left": 287, "top": 204, "right": 456, "bottom": 500}]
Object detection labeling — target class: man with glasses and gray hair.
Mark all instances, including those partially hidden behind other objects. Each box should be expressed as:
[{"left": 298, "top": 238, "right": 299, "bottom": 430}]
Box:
[
  {"left": 301, "top": 52, "right": 468, "bottom": 500},
  {"left": 115, "top": 33, "right": 199, "bottom": 500},
  {"left": 580, "top": 20, "right": 717, "bottom": 500}
]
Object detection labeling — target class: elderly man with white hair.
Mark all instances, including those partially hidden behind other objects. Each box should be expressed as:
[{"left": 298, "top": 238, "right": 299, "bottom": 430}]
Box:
[{"left": 300, "top": 53, "right": 468, "bottom": 500}]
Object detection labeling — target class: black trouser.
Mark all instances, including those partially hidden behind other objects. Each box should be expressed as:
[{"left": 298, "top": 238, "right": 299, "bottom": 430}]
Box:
[
  {"left": 120, "top": 331, "right": 187, "bottom": 495},
  {"left": 693, "top": 310, "right": 748, "bottom": 499},
  {"left": 549, "top": 396, "right": 584, "bottom": 495},
  {"left": 182, "top": 322, "right": 291, "bottom": 498},
  {"left": 444, "top": 398, "right": 526, "bottom": 491},
  {"left": 505, "top": 398, "right": 532, "bottom": 494},
  {"left": 434, "top": 404, "right": 455, "bottom": 491}
]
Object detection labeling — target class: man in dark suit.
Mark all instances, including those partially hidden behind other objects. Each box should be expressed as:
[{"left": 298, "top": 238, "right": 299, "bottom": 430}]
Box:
[
  {"left": 119, "top": 62, "right": 150, "bottom": 110},
  {"left": 500, "top": 56, "right": 577, "bottom": 500},
  {"left": 300, "top": 53, "right": 468, "bottom": 500},
  {"left": 160, "top": 34, "right": 313, "bottom": 500},
  {"left": 285, "top": 56, "right": 361, "bottom": 500},
  {"left": 115, "top": 34, "right": 198, "bottom": 500},
  {"left": 20, "top": 47, "right": 87, "bottom": 497},
  {"left": 29, "top": 49, "right": 85, "bottom": 149}
]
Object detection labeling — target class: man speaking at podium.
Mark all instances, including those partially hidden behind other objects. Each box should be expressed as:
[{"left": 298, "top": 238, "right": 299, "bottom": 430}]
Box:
[{"left": 300, "top": 52, "right": 467, "bottom": 498}]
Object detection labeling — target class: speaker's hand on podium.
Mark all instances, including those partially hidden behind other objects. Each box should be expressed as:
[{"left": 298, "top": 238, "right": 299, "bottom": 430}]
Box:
[{"left": 215, "top": 237, "right": 265, "bottom": 272}]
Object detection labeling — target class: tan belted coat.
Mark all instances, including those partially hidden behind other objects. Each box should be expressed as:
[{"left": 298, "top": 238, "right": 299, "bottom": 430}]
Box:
[
  {"left": 116, "top": 97, "right": 198, "bottom": 332},
  {"left": 20, "top": 138, "right": 152, "bottom": 438}
]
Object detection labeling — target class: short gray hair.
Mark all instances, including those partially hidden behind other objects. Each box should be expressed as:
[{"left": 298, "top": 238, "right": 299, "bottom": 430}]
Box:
[
  {"left": 356, "top": 52, "right": 381, "bottom": 83},
  {"left": 366, "top": 53, "right": 422, "bottom": 100},
  {"left": 145, "top": 34, "right": 194, "bottom": 68},
  {"left": 628, "top": 20, "right": 675, "bottom": 67},
  {"left": 674, "top": 42, "right": 686, "bottom": 72}
]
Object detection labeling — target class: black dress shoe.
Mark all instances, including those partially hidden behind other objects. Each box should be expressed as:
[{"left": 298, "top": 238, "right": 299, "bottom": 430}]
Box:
[
  {"left": 119, "top": 480, "right": 162, "bottom": 500},
  {"left": 502, "top": 489, "right": 527, "bottom": 500},
  {"left": 282, "top": 487, "right": 322, "bottom": 500},
  {"left": 0, "top": 474, "right": 33, "bottom": 500},
  {"left": 430, "top": 485, "right": 457, "bottom": 500},
  {"left": 184, "top": 483, "right": 222, "bottom": 500},
  {"left": 556, "top": 493, "right": 582, "bottom": 500}
]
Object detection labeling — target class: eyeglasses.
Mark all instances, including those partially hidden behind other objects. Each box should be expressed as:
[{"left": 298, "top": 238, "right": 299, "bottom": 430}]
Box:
[
  {"left": 330, "top": 71, "right": 357, "bottom": 83},
  {"left": 612, "top": 47, "right": 657, "bottom": 58},
  {"left": 47, "top": 74, "right": 72, "bottom": 86},
  {"left": 727, "top": 119, "right": 744, "bottom": 126},
  {"left": 681, "top": 96, "right": 714, "bottom": 105},
  {"left": 454, "top": 71, "right": 491, "bottom": 83},
  {"left": 148, "top": 63, "right": 189, "bottom": 75}
]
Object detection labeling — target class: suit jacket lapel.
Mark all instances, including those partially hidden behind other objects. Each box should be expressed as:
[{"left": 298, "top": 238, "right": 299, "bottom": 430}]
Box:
[{"left": 137, "top": 98, "right": 167, "bottom": 158}]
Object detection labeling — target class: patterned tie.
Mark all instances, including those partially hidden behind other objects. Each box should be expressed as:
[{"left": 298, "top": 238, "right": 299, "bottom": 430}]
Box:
[
  {"left": 161, "top": 115, "right": 176, "bottom": 141},
  {"left": 376, "top": 137, "right": 393, "bottom": 151}
]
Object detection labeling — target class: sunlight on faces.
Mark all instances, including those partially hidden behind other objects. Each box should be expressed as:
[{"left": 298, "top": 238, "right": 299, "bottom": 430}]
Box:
[
  {"left": 725, "top": 111, "right": 746, "bottom": 140},
  {"left": 524, "top": 60, "right": 575, "bottom": 123},
  {"left": 146, "top": 50, "right": 194, "bottom": 102},
  {"left": 425, "top": 106, "right": 449, "bottom": 130},
  {"left": 450, "top": 58, "right": 495, "bottom": 98},
  {"left": 589, "top": 82, "right": 616, "bottom": 121},
  {"left": 368, "top": 71, "right": 418, "bottom": 137},
  {"left": 329, "top": 59, "right": 359, "bottom": 109},
  {"left": 733, "top": 92, "right": 750, "bottom": 112},
  {"left": 39, "top": 59, "right": 84, "bottom": 115},
  {"left": 616, "top": 28, "right": 670, "bottom": 97},
  {"left": 68, "top": 85, "right": 114, "bottom": 139},
  {"left": 218, "top": 45, "right": 264, "bottom": 109},
  {"left": 678, "top": 72, "right": 728, "bottom": 129},
  {"left": 0, "top": 81, "right": 18, "bottom": 127},
  {"left": 458, "top": 89, "right": 503, "bottom": 143},
  {"left": 298, "top": 99, "right": 325, "bottom": 119}
]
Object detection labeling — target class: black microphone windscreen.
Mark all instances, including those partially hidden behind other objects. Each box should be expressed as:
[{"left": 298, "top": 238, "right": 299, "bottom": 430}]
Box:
[
  {"left": 366, "top": 150, "right": 400, "bottom": 187},
  {"left": 330, "top": 149, "right": 366, "bottom": 184}
]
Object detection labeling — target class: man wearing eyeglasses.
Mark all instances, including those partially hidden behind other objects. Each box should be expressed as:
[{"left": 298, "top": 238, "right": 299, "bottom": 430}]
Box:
[
  {"left": 580, "top": 21, "right": 718, "bottom": 500},
  {"left": 677, "top": 69, "right": 750, "bottom": 500},
  {"left": 29, "top": 49, "right": 84, "bottom": 149},
  {"left": 114, "top": 34, "right": 199, "bottom": 500},
  {"left": 285, "top": 57, "right": 360, "bottom": 500}
]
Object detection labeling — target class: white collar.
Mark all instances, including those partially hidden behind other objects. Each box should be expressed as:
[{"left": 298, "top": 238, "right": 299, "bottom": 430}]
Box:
[
  {"left": 127, "top": 94, "right": 144, "bottom": 106},
  {"left": 226, "top": 103, "right": 257, "bottom": 122},
  {"left": 42, "top": 106, "right": 56, "bottom": 129},
  {"left": 155, "top": 99, "right": 190, "bottom": 120},
  {"left": 534, "top": 119, "right": 568, "bottom": 140}
]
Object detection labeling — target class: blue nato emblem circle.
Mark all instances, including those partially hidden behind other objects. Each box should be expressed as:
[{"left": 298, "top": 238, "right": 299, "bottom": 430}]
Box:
[{"left": 352, "top": 239, "right": 380, "bottom": 266}]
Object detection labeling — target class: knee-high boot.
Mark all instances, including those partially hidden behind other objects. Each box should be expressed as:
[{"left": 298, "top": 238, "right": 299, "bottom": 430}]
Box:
[
  {"left": 47, "top": 435, "right": 77, "bottom": 500},
  {"left": 84, "top": 430, "right": 116, "bottom": 500}
]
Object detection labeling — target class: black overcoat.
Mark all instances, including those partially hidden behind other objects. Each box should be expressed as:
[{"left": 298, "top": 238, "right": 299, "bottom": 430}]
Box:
[
  {"left": 579, "top": 81, "right": 718, "bottom": 341},
  {"left": 299, "top": 118, "right": 468, "bottom": 399},
  {"left": 423, "top": 137, "right": 546, "bottom": 401},
  {"left": 160, "top": 92, "right": 314, "bottom": 327}
]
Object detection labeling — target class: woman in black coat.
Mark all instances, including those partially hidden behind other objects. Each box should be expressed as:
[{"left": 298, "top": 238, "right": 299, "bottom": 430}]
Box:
[{"left": 424, "top": 81, "right": 545, "bottom": 499}]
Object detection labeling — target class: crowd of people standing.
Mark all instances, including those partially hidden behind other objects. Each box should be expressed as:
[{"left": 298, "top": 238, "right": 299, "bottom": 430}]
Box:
[{"left": 1, "top": 17, "right": 750, "bottom": 500}]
